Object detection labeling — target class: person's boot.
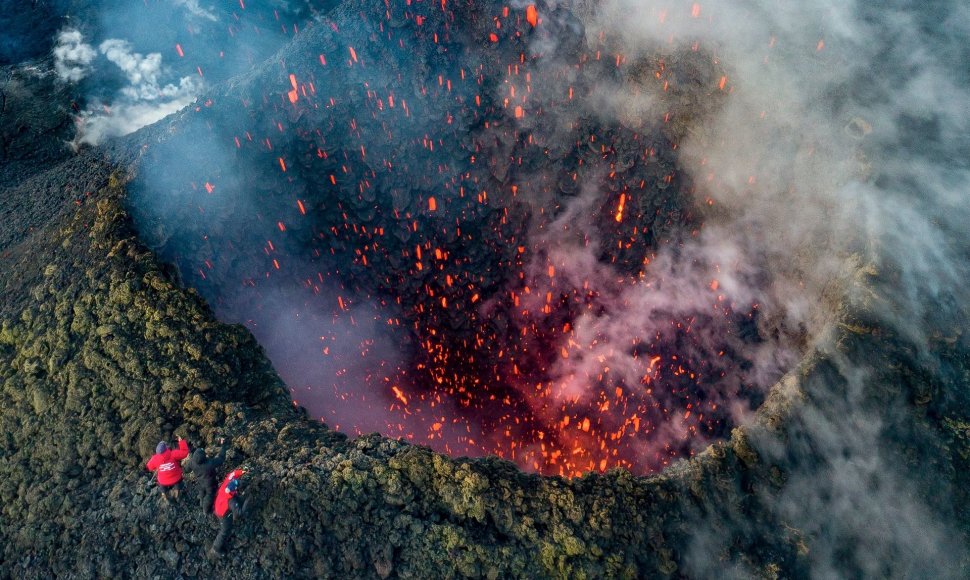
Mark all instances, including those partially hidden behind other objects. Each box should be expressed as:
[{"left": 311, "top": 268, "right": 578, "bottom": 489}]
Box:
[
  {"left": 210, "top": 532, "right": 227, "bottom": 557},
  {"left": 172, "top": 488, "right": 180, "bottom": 500}
]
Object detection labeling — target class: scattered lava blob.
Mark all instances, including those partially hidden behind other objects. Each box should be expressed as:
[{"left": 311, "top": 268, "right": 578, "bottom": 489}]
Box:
[{"left": 128, "top": 0, "right": 782, "bottom": 476}]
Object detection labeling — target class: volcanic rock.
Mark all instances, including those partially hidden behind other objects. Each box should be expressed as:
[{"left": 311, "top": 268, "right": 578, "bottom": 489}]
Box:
[{"left": 0, "top": 0, "right": 968, "bottom": 578}]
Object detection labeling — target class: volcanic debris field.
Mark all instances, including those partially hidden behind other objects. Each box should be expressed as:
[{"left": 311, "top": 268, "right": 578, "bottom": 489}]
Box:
[{"left": 2, "top": 0, "right": 970, "bottom": 578}]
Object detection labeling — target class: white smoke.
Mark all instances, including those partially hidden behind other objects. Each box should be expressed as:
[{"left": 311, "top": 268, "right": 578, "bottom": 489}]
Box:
[
  {"left": 76, "top": 97, "right": 198, "bottom": 146},
  {"left": 562, "top": 0, "right": 970, "bottom": 575},
  {"left": 75, "top": 39, "right": 202, "bottom": 145},
  {"left": 173, "top": 0, "right": 218, "bottom": 22},
  {"left": 97, "top": 39, "right": 197, "bottom": 101},
  {"left": 52, "top": 29, "right": 97, "bottom": 82}
]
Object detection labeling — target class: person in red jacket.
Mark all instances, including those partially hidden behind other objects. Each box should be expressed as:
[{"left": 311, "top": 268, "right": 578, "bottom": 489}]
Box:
[
  {"left": 146, "top": 436, "right": 190, "bottom": 503},
  {"left": 209, "top": 468, "right": 250, "bottom": 556}
]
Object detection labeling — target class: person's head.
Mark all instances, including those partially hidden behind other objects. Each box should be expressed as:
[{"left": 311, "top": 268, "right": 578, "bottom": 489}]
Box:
[
  {"left": 192, "top": 448, "right": 207, "bottom": 464},
  {"left": 155, "top": 441, "right": 167, "bottom": 454}
]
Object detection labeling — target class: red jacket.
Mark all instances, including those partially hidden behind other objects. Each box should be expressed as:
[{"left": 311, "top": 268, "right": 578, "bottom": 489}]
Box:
[
  {"left": 146, "top": 439, "right": 190, "bottom": 486},
  {"left": 214, "top": 469, "right": 245, "bottom": 517}
]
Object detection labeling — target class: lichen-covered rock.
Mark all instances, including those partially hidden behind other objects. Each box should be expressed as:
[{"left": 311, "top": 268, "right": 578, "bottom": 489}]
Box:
[{"left": 1, "top": 15, "right": 969, "bottom": 580}]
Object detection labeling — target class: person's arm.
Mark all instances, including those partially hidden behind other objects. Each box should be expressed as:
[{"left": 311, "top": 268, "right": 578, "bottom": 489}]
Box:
[
  {"left": 184, "top": 452, "right": 199, "bottom": 473},
  {"left": 172, "top": 437, "right": 190, "bottom": 461},
  {"left": 213, "top": 438, "right": 227, "bottom": 467},
  {"left": 146, "top": 455, "right": 160, "bottom": 471}
]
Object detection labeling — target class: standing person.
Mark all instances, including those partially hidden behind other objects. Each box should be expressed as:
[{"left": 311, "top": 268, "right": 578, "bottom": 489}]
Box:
[
  {"left": 209, "top": 468, "right": 250, "bottom": 556},
  {"left": 146, "top": 435, "right": 190, "bottom": 503},
  {"left": 185, "top": 437, "right": 228, "bottom": 514}
]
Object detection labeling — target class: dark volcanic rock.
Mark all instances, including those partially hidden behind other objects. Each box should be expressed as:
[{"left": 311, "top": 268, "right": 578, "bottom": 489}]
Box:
[
  {"left": 0, "top": 64, "right": 79, "bottom": 190},
  {"left": 0, "top": 1, "right": 66, "bottom": 65}
]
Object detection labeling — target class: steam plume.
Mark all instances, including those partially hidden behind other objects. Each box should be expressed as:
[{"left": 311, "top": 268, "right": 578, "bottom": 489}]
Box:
[
  {"left": 571, "top": 0, "right": 970, "bottom": 575},
  {"left": 53, "top": 29, "right": 96, "bottom": 82}
]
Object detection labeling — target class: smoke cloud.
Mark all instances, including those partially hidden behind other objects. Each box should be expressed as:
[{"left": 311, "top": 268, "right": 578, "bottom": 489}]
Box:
[
  {"left": 566, "top": 0, "right": 970, "bottom": 575},
  {"left": 53, "top": 29, "right": 97, "bottom": 82},
  {"left": 76, "top": 39, "right": 202, "bottom": 145},
  {"left": 52, "top": 21, "right": 205, "bottom": 145},
  {"left": 97, "top": 39, "right": 198, "bottom": 101},
  {"left": 172, "top": 0, "right": 217, "bottom": 22},
  {"left": 59, "top": 0, "right": 311, "bottom": 145},
  {"left": 78, "top": 96, "right": 200, "bottom": 146}
]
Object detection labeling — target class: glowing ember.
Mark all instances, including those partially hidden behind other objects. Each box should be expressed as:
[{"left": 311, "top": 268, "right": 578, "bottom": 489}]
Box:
[
  {"left": 526, "top": 5, "right": 538, "bottom": 28},
  {"left": 131, "top": 0, "right": 770, "bottom": 478},
  {"left": 287, "top": 74, "right": 299, "bottom": 104}
]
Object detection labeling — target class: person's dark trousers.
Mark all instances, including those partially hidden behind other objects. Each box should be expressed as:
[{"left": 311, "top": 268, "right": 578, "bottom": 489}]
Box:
[
  {"left": 200, "top": 476, "right": 217, "bottom": 513},
  {"left": 160, "top": 480, "right": 184, "bottom": 501},
  {"left": 212, "top": 512, "right": 233, "bottom": 553},
  {"left": 211, "top": 496, "right": 247, "bottom": 553}
]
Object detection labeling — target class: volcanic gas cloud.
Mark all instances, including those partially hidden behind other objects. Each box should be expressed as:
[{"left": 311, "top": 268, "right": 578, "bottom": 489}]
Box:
[{"left": 128, "top": 0, "right": 798, "bottom": 476}]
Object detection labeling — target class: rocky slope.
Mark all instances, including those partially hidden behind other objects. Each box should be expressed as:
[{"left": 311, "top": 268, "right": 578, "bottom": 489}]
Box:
[
  {"left": 1, "top": 1, "right": 969, "bottom": 578},
  {"left": 1, "top": 161, "right": 966, "bottom": 578}
]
